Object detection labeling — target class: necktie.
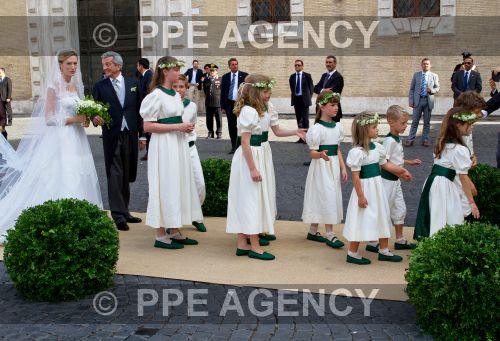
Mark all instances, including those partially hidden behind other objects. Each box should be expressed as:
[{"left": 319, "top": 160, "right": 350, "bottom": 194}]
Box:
[
  {"left": 295, "top": 73, "right": 301, "bottom": 95},
  {"left": 464, "top": 71, "right": 469, "bottom": 91},
  {"left": 420, "top": 73, "right": 427, "bottom": 97},
  {"left": 113, "top": 78, "right": 124, "bottom": 107},
  {"left": 323, "top": 73, "right": 331, "bottom": 88},
  {"left": 229, "top": 73, "right": 236, "bottom": 100}
]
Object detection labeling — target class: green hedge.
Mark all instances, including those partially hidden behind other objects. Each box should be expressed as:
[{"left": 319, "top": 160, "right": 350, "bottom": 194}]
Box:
[
  {"left": 468, "top": 163, "right": 500, "bottom": 226},
  {"left": 201, "top": 158, "right": 231, "bottom": 217},
  {"left": 4, "top": 199, "right": 119, "bottom": 302},
  {"left": 405, "top": 222, "right": 499, "bottom": 340}
]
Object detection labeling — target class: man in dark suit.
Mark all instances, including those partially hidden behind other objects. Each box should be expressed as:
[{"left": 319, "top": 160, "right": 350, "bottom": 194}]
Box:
[
  {"left": 289, "top": 59, "right": 313, "bottom": 138},
  {"left": 484, "top": 72, "right": 500, "bottom": 168},
  {"left": 92, "top": 51, "right": 146, "bottom": 231},
  {"left": 203, "top": 64, "right": 222, "bottom": 139},
  {"left": 452, "top": 57, "right": 482, "bottom": 104},
  {"left": 0, "top": 68, "right": 12, "bottom": 139},
  {"left": 136, "top": 58, "right": 153, "bottom": 161},
  {"left": 314, "top": 55, "right": 344, "bottom": 122},
  {"left": 220, "top": 58, "right": 248, "bottom": 153},
  {"left": 184, "top": 60, "right": 203, "bottom": 111}
]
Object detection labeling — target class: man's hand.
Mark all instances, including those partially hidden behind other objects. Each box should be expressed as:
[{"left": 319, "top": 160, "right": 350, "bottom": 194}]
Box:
[
  {"left": 139, "top": 139, "right": 147, "bottom": 151},
  {"left": 489, "top": 79, "right": 497, "bottom": 91},
  {"left": 92, "top": 116, "right": 104, "bottom": 126}
]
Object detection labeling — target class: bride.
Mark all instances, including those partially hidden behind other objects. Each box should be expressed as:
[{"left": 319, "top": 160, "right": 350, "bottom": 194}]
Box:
[{"left": 0, "top": 48, "right": 103, "bottom": 243}]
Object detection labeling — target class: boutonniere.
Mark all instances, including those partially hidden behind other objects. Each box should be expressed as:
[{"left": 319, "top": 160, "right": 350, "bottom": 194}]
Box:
[{"left": 131, "top": 86, "right": 137, "bottom": 92}]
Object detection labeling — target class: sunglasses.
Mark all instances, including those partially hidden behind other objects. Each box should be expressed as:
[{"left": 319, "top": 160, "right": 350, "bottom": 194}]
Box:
[
  {"left": 294, "top": 64, "right": 302, "bottom": 67},
  {"left": 463, "top": 62, "right": 472, "bottom": 65}
]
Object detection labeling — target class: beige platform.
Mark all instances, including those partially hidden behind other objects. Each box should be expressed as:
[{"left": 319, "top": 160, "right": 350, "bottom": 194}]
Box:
[{"left": 0, "top": 214, "right": 414, "bottom": 301}]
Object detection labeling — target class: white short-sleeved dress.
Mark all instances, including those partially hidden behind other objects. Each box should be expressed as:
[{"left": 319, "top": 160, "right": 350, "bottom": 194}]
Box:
[
  {"left": 260, "top": 101, "right": 280, "bottom": 221},
  {"left": 182, "top": 98, "right": 206, "bottom": 204},
  {"left": 226, "top": 105, "right": 274, "bottom": 235},
  {"left": 140, "top": 87, "right": 203, "bottom": 229},
  {"left": 343, "top": 142, "right": 392, "bottom": 242},
  {"left": 381, "top": 134, "right": 406, "bottom": 225},
  {"left": 302, "top": 120, "right": 344, "bottom": 224},
  {"left": 423, "top": 143, "right": 472, "bottom": 236}
]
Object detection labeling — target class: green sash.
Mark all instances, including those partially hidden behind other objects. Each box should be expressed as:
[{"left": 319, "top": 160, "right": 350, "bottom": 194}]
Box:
[
  {"left": 414, "top": 164, "right": 456, "bottom": 240},
  {"left": 261, "top": 131, "right": 269, "bottom": 142},
  {"left": 360, "top": 162, "right": 381, "bottom": 179},
  {"left": 318, "top": 144, "right": 338, "bottom": 156},
  {"left": 188, "top": 141, "right": 195, "bottom": 147},
  {"left": 381, "top": 168, "right": 399, "bottom": 181},
  {"left": 236, "top": 135, "right": 262, "bottom": 148},
  {"left": 157, "top": 116, "right": 182, "bottom": 124}
]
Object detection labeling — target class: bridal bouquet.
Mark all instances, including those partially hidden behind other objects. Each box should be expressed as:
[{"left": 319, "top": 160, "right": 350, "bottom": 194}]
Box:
[{"left": 75, "top": 96, "right": 112, "bottom": 128}]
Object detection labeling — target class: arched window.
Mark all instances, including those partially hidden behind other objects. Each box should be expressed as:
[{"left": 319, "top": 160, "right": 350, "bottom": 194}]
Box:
[
  {"left": 393, "top": 0, "right": 440, "bottom": 18},
  {"left": 251, "top": 0, "right": 291, "bottom": 23}
]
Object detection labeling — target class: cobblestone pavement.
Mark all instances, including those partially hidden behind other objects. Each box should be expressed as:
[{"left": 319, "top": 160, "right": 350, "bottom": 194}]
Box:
[{"left": 1, "top": 115, "right": 498, "bottom": 340}]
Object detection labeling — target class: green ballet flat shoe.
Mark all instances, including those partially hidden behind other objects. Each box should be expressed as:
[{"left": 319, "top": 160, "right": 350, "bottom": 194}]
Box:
[
  {"left": 192, "top": 221, "right": 207, "bottom": 232},
  {"left": 326, "top": 237, "right": 345, "bottom": 249},
  {"left": 154, "top": 240, "right": 184, "bottom": 249},
  {"left": 365, "top": 244, "right": 379, "bottom": 253},
  {"left": 247, "top": 238, "right": 270, "bottom": 246},
  {"left": 248, "top": 251, "right": 275, "bottom": 261},
  {"left": 172, "top": 237, "right": 199, "bottom": 245},
  {"left": 378, "top": 253, "right": 403, "bottom": 262},
  {"left": 346, "top": 255, "right": 371, "bottom": 265},
  {"left": 307, "top": 232, "right": 327, "bottom": 243},
  {"left": 394, "top": 241, "right": 417, "bottom": 250},
  {"left": 236, "top": 248, "right": 250, "bottom": 256},
  {"left": 259, "top": 234, "right": 276, "bottom": 241}
]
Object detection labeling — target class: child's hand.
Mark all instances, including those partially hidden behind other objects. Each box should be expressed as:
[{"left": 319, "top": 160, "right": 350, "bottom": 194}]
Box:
[
  {"left": 179, "top": 122, "right": 194, "bottom": 133},
  {"left": 251, "top": 169, "right": 262, "bottom": 182},
  {"left": 471, "top": 155, "right": 478, "bottom": 168},
  {"left": 341, "top": 168, "right": 348, "bottom": 183},
  {"left": 471, "top": 203, "right": 480, "bottom": 219},
  {"left": 470, "top": 182, "right": 478, "bottom": 197},
  {"left": 401, "top": 169, "right": 412, "bottom": 181},
  {"left": 358, "top": 195, "right": 368, "bottom": 208},
  {"left": 320, "top": 150, "right": 330, "bottom": 161},
  {"left": 296, "top": 129, "right": 307, "bottom": 141},
  {"left": 408, "top": 159, "right": 422, "bottom": 166}
]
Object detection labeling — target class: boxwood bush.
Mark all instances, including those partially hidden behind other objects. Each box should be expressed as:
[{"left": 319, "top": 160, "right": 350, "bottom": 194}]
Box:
[
  {"left": 405, "top": 222, "right": 499, "bottom": 340},
  {"left": 467, "top": 163, "right": 500, "bottom": 226},
  {"left": 3, "top": 199, "right": 119, "bottom": 302},
  {"left": 201, "top": 158, "right": 231, "bottom": 216}
]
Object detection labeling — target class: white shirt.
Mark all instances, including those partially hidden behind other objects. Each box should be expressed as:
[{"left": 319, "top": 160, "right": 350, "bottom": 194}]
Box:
[
  {"left": 191, "top": 68, "right": 198, "bottom": 85},
  {"left": 230, "top": 71, "right": 239, "bottom": 101}
]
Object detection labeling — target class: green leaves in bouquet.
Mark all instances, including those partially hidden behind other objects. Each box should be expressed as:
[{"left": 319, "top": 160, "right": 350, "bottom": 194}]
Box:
[{"left": 76, "top": 95, "right": 113, "bottom": 128}]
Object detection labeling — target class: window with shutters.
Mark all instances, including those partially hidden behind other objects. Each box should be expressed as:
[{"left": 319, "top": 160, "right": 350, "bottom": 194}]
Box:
[
  {"left": 251, "top": 0, "right": 291, "bottom": 23},
  {"left": 393, "top": 0, "right": 440, "bottom": 18}
]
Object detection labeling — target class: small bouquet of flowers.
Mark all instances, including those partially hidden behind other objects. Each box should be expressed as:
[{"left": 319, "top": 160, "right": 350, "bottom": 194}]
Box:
[{"left": 75, "top": 96, "right": 112, "bottom": 128}]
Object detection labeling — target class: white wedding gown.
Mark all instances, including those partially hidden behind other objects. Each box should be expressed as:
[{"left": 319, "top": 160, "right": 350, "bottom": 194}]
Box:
[{"left": 0, "top": 91, "right": 103, "bottom": 243}]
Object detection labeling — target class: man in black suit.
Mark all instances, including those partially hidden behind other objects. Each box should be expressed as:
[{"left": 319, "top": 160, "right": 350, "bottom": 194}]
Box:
[
  {"left": 220, "top": 58, "right": 248, "bottom": 153},
  {"left": 184, "top": 60, "right": 203, "bottom": 111},
  {"left": 92, "top": 51, "right": 146, "bottom": 231},
  {"left": 314, "top": 55, "right": 344, "bottom": 122},
  {"left": 136, "top": 58, "right": 153, "bottom": 161},
  {"left": 484, "top": 72, "right": 500, "bottom": 168},
  {"left": 0, "top": 68, "right": 12, "bottom": 139},
  {"left": 451, "top": 57, "right": 482, "bottom": 104},
  {"left": 289, "top": 59, "right": 314, "bottom": 137}
]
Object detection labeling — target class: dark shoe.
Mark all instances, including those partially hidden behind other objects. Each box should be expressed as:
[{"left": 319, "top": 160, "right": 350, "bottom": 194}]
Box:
[
  {"left": 259, "top": 234, "right": 276, "bottom": 241},
  {"left": 247, "top": 238, "right": 270, "bottom": 246},
  {"left": 295, "top": 138, "right": 304, "bottom": 143},
  {"left": 126, "top": 216, "right": 142, "bottom": 224},
  {"left": 394, "top": 240, "right": 417, "bottom": 250},
  {"left": 422, "top": 140, "right": 431, "bottom": 147},
  {"left": 326, "top": 236, "right": 345, "bottom": 249},
  {"left": 307, "top": 232, "right": 327, "bottom": 243},
  {"left": 378, "top": 253, "right": 403, "bottom": 262},
  {"left": 172, "top": 237, "right": 199, "bottom": 245},
  {"left": 140, "top": 154, "right": 148, "bottom": 161},
  {"left": 192, "top": 221, "right": 207, "bottom": 232},
  {"left": 303, "top": 161, "right": 311, "bottom": 166},
  {"left": 116, "top": 222, "right": 129, "bottom": 231},
  {"left": 236, "top": 248, "right": 250, "bottom": 256},
  {"left": 403, "top": 140, "right": 414, "bottom": 147},
  {"left": 206, "top": 132, "right": 214, "bottom": 139},
  {"left": 216, "top": 133, "right": 222, "bottom": 139},
  {"left": 248, "top": 250, "right": 275, "bottom": 261},
  {"left": 346, "top": 255, "right": 371, "bottom": 265},
  {"left": 365, "top": 244, "right": 379, "bottom": 253},
  {"left": 228, "top": 149, "right": 235, "bottom": 154},
  {"left": 154, "top": 239, "right": 184, "bottom": 249}
]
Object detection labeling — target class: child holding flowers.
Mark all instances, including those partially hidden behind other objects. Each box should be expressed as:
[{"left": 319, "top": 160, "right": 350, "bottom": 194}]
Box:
[
  {"left": 343, "top": 112, "right": 411, "bottom": 265},
  {"left": 140, "top": 56, "right": 203, "bottom": 250},
  {"left": 414, "top": 107, "right": 480, "bottom": 239},
  {"left": 302, "top": 90, "right": 347, "bottom": 249}
]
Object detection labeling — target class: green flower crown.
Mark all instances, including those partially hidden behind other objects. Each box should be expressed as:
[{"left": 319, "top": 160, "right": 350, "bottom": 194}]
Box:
[
  {"left": 317, "top": 92, "right": 341, "bottom": 106},
  {"left": 452, "top": 111, "right": 477, "bottom": 123},
  {"left": 358, "top": 112, "right": 380, "bottom": 126},
  {"left": 158, "top": 60, "right": 185, "bottom": 69},
  {"left": 251, "top": 79, "right": 276, "bottom": 89}
]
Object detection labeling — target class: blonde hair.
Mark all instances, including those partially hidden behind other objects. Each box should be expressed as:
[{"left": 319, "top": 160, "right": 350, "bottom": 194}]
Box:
[
  {"left": 434, "top": 107, "right": 467, "bottom": 159},
  {"left": 57, "top": 48, "right": 78, "bottom": 64},
  {"left": 233, "top": 74, "right": 269, "bottom": 117},
  {"left": 149, "top": 56, "right": 179, "bottom": 93},
  {"left": 352, "top": 111, "right": 376, "bottom": 152},
  {"left": 386, "top": 105, "right": 409, "bottom": 121},
  {"left": 314, "top": 90, "right": 340, "bottom": 123},
  {"left": 177, "top": 74, "right": 189, "bottom": 86}
]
